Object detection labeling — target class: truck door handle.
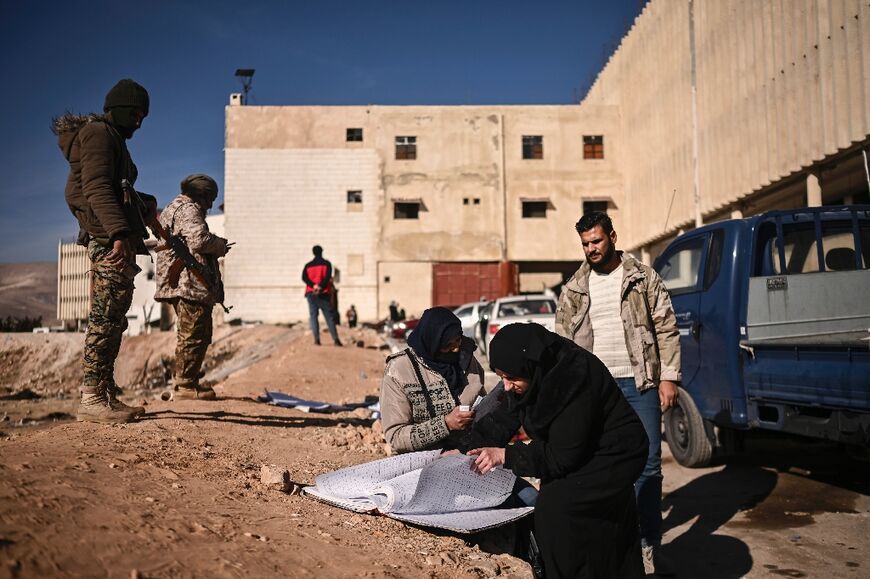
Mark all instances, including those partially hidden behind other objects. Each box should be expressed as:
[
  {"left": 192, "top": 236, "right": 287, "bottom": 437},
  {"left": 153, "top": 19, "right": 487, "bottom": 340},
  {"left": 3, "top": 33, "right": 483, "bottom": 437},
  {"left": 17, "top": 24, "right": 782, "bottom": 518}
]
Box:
[{"left": 691, "top": 321, "right": 701, "bottom": 339}]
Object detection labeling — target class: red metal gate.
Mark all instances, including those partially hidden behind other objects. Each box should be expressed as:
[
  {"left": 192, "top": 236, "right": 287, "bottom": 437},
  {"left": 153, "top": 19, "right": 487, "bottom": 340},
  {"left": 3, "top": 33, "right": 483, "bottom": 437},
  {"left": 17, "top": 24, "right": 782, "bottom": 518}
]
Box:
[{"left": 431, "top": 262, "right": 517, "bottom": 307}]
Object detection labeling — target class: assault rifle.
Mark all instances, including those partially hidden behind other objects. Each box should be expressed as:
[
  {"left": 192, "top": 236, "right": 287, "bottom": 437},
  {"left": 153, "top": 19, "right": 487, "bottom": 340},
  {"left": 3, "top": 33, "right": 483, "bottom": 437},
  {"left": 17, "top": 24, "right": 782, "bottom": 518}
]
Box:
[{"left": 122, "top": 179, "right": 232, "bottom": 314}]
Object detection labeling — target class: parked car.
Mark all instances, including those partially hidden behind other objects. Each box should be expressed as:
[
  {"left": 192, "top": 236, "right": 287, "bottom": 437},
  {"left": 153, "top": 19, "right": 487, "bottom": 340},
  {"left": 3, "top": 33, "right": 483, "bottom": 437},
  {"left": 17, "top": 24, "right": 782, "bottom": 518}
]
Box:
[
  {"left": 390, "top": 318, "right": 420, "bottom": 340},
  {"left": 653, "top": 205, "right": 870, "bottom": 467},
  {"left": 480, "top": 294, "right": 557, "bottom": 354},
  {"left": 452, "top": 300, "right": 489, "bottom": 339}
]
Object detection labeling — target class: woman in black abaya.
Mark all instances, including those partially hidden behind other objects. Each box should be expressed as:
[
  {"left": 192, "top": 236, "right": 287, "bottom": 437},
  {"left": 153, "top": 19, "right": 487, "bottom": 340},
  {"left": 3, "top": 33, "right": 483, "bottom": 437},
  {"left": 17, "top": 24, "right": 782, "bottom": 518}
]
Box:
[{"left": 466, "top": 323, "right": 648, "bottom": 578}]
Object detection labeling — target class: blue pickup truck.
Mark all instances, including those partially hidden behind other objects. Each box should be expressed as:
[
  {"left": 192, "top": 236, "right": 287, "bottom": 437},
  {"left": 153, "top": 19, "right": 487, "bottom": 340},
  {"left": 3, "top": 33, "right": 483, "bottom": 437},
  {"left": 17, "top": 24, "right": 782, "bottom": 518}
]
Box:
[{"left": 653, "top": 206, "right": 870, "bottom": 467}]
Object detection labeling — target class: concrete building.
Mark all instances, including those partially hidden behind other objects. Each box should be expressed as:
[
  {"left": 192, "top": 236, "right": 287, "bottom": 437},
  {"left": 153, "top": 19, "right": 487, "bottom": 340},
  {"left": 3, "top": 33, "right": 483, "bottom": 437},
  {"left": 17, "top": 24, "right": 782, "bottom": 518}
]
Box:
[
  {"left": 224, "top": 104, "right": 622, "bottom": 322},
  {"left": 585, "top": 0, "right": 870, "bottom": 257},
  {"left": 224, "top": 0, "right": 869, "bottom": 324}
]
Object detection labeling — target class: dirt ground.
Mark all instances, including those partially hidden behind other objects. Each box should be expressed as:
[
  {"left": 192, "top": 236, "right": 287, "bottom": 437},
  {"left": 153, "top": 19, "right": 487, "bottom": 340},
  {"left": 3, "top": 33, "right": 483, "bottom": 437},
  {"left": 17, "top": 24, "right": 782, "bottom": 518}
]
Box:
[{"left": 1, "top": 325, "right": 868, "bottom": 578}]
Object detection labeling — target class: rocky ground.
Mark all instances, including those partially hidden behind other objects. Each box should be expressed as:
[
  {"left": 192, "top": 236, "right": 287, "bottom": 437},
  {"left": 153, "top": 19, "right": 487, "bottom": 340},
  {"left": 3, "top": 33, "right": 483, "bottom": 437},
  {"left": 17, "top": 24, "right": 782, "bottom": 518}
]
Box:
[{"left": 0, "top": 325, "right": 868, "bottom": 578}]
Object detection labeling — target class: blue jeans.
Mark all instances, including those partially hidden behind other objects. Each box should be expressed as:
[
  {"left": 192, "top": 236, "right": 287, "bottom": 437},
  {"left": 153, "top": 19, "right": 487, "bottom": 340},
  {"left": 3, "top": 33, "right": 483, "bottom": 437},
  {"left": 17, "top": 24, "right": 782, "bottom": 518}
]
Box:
[
  {"left": 616, "top": 377, "right": 662, "bottom": 547},
  {"left": 306, "top": 293, "right": 338, "bottom": 343}
]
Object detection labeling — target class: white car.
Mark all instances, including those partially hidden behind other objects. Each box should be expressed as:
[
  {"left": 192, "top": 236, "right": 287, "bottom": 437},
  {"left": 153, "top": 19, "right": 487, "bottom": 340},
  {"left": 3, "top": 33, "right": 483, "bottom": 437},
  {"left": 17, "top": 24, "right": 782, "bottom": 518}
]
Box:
[
  {"left": 452, "top": 300, "right": 489, "bottom": 339},
  {"left": 480, "top": 294, "right": 557, "bottom": 354}
]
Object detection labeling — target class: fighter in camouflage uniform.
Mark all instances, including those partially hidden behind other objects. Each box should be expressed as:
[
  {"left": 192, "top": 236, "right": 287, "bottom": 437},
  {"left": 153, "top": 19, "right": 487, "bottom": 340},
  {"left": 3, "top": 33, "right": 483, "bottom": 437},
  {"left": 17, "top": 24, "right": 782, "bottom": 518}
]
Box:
[
  {"left": 54, "top": 79, "right": 156, "bottom": 424},
  {"left": 154, "top": 174, "right": 229, "bottom": 400}
]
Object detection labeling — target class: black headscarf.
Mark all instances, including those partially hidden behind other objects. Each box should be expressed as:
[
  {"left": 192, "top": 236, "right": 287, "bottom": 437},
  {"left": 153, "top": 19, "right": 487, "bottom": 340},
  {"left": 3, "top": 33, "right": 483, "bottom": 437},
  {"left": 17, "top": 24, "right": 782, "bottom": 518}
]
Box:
[
  {"left": 489, "top": 323, "right": 583, "bottom": 438},
  {"left": 407, "top": 307, "right": 468, "bottom": 400}
]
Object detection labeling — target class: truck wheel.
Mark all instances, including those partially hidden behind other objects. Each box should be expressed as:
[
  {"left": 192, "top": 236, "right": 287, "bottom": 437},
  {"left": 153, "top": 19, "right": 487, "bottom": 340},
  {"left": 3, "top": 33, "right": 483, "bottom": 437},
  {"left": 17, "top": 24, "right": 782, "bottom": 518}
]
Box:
[{"left": 664, "top": 386, "right": 713, "bottom": 467}]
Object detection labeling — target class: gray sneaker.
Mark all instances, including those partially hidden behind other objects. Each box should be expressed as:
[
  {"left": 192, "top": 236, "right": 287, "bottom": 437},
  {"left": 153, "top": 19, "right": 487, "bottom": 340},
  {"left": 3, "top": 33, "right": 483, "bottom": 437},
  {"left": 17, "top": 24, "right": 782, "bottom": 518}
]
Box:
[
  {"left": 77, "top": 390, "right": 139, "bottom": 424},
  {"left": 642, "top": 544, "right": 675, "bottom": 576}
]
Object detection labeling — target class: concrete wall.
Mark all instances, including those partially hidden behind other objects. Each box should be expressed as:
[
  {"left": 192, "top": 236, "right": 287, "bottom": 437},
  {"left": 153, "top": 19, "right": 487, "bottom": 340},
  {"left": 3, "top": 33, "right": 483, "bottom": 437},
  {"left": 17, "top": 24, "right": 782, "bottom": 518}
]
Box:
[
  {"left": 582, "top": 0, "right": 870, "bottom": 252},
  {"left": 377, "top": 261, "right": 433, "bottom": 320},
  {"left": 223, "top": 146, "right": 381, "bottom": 323}
]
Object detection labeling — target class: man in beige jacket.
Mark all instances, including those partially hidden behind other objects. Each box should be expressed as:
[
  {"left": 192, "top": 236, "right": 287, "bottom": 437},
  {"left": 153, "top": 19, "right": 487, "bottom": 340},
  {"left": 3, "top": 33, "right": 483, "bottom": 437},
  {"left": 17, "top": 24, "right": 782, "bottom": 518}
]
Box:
[{"left": 556, "top": 211, "right": 680, "bottom": 576}]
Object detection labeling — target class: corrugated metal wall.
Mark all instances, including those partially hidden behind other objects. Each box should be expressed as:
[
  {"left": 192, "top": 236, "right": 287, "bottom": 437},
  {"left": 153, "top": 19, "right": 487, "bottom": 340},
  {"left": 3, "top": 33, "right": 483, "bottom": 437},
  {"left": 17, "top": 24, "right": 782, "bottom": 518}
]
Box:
[
  {"left": 57, "top": 241, "right": 90, "bottom": 322},
  {"left": 583, "top": 0, "right": 870, "bottom": 249}
]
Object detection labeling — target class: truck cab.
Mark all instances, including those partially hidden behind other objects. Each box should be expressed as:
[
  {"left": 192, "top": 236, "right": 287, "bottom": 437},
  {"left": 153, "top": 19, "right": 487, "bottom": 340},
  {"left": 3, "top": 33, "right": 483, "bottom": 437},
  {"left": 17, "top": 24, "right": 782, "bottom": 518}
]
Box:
[{"left": 653, "top": 206, "right": 870, "bottom": 467}]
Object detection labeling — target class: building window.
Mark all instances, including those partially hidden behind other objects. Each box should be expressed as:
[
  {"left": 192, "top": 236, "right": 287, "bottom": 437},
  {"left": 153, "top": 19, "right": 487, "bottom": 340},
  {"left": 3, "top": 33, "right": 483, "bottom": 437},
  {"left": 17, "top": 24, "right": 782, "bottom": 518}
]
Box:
[
  {"left": 583, "top": 135, "right": 604, "bottom": 159},
  {"left": 582, "top": 200, "right": 608, "bottom": 215},
  {"left": 522, "top": 135, "right": 543, "bottom": 159},
  {"left": 395, "top": 136, "right": 417, "bottom": 160},
  {"left": 347, "top": 190, "right": 363, "bottom": 212},
  {"left": 394, "top": 201, "right": 420, "bottom": 219},
  {"left": 473, "top": 198, "right": 480, "bottom": 205},
  {"left": 346, "top": 128, "right": 363, "bottom": 142},
  {"left": 522, "top": 201, "right": 548, "bottom": 218},
  {"left": 463, "top": 197, "right": 481, "bottom": 206}
]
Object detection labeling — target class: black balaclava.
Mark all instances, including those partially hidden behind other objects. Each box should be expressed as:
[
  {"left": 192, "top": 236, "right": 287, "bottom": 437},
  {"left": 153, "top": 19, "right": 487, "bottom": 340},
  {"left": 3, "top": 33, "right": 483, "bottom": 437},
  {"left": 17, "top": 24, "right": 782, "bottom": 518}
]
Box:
[
  {"left": 181, "top": 174, "right": 218, "bottom": 206},
  {"left": 407, "top": 307, "right": 466, "bottom": 400},
  {"left": 103, "top": 79, "right": 149, "bottom": 138}
]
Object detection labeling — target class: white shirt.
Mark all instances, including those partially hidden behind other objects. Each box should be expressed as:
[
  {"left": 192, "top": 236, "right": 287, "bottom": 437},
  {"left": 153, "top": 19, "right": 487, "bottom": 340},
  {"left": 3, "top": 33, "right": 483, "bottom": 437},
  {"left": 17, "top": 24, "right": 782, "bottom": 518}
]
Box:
[{"left": 587, "top": 265, "right": 633, "bottom": 378}]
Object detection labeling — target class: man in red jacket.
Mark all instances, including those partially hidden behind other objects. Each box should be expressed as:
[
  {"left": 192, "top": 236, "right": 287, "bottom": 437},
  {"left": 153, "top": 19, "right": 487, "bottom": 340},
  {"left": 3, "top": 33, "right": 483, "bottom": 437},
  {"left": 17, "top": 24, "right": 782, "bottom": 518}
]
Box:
[{"left": 302, "top": 245, "right": 342, "bottom": 346}]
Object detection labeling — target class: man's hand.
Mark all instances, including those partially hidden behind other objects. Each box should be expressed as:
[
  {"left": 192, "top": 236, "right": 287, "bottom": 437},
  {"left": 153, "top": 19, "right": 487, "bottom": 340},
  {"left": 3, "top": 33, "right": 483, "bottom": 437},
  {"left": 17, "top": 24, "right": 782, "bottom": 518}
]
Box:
[
  {"left": 659, "top": 380, "right": 679, "bottom": 410},
  {"left": 215, "top": 237, "right": 230, "bottom": 257},
  {"left": 105, "top": 239, "right": 132, "bottom": 269},
  {"left": 467, "top": 447, "right": 506, "bottom": 475},
  {"left": 444, "top": 407, "right": 474, "bottom": 431}
]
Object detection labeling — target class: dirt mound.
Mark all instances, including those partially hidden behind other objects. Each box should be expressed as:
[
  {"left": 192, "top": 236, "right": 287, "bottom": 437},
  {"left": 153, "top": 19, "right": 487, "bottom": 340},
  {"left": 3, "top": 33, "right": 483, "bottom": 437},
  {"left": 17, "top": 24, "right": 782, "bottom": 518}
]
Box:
[{"left": 0, "top": 324, "right": 533, "bottom": 578}]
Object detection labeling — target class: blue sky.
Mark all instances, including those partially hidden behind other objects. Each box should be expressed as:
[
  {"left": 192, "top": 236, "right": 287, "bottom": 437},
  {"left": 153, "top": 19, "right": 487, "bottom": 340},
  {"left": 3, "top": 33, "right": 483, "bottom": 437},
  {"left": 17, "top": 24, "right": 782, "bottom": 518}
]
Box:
[{"left": 0, "top": 0, "right": 642, "bottom": 263}]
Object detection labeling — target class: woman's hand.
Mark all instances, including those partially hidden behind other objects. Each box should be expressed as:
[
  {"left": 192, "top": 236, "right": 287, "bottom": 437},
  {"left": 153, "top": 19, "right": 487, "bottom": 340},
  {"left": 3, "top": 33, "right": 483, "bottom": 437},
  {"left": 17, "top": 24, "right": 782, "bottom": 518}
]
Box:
[
  {"left": 467, "top": 447, "right": 506, "bottom": 475},
  {"left": 444, "top": 407, "right": 474, "bottom": 431}
]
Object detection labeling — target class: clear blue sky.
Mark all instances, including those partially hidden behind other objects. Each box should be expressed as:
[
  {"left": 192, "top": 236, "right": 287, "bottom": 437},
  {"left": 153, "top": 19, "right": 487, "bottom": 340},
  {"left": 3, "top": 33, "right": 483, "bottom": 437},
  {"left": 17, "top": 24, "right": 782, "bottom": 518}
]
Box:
[{"left": 0, "top": 0, "right": 642, "bottom": 263}]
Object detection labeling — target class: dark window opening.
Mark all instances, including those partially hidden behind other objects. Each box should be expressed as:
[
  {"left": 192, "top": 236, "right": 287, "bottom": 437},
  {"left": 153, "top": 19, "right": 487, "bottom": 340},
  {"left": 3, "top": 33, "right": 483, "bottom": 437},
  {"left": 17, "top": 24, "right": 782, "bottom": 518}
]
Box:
[
  {"left": 582, "top": 200, "right": 608, "bottom": 215},
  {"left": 704, "top": 229, "right": 725, "bottom": 289},
  {"left": 347, "top": 190, "right": 362, "bottom": 204},
  {"left": 346, "top": 128, "right": 363, "bottom": 142},
  {"left": 463, "top": 198, "right": 470, "bottom": 205},
  {"left": 384, "top": 276, "right": 391, "bottom": 283},
  {"left": 522, "top": 136, "right": 543, "bottom": 159},
  {"left": 522, "top": 201, "right": 548, "bottom": 218},
  {"left": 394, "top": 202, "right": 420, "bottom": 219},
  {"left": 583, "top": 135, "right": 604, "bottom": 159},
  {"left": 473, "top": 198, "right": 480, "bottom": 205},
  {"left": 395, "top": 136, "right": 417, "bottom": 160}
]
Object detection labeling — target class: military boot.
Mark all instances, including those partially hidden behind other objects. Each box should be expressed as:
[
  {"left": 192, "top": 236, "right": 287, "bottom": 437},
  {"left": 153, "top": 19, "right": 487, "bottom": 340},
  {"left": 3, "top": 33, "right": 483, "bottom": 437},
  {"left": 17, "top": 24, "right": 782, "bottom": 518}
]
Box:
[
  {"left": 105, "top": 382, "right": 146, "bottom": 417},
  {"left": 77, "top": 386, "right": 139, "bottom": 424},
  {"left": 173, "top": 382, "right": 217, "bottom": 401}
]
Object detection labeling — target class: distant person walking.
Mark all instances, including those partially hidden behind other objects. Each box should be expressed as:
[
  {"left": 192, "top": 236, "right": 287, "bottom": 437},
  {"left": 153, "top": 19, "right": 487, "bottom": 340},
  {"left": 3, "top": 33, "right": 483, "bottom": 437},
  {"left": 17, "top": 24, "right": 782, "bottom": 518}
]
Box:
[
  {"left": 154, "top": 174, "right": 230, "bottom": 400},
  {"left": 346, "top": 305, "right": 358, "bottom": 328},
  {"left": 555, "top": 211, "right": 681, "bottom": 575},
  {"left": 54, "top": 78, "right": 155, "bottom": 424},
  {"left": 302, "top": 245, "right": 342, "bottom": 346}
]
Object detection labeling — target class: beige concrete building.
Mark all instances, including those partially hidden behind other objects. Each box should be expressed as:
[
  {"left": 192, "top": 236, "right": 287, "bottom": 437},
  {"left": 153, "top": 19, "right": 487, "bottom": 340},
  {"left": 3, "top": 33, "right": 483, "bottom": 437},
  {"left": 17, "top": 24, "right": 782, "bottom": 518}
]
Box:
[
  {"left": 224, "top": 104, "right": 622, "bottom": 322},
  {"left": 224, "top": 0, "right": 869, "bottom": 324},
  {"left": 585, "top": 0, "right": 870, "bottom": 257}
]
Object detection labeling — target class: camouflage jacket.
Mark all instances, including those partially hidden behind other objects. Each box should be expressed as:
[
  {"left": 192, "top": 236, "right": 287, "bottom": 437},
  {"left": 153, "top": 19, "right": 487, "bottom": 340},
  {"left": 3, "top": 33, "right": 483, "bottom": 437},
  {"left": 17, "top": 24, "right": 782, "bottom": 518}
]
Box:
[
  {"left": 154, "top": 194, "right": 226, "bottom": 305},
  {"left": 380, "top": 345, "right": 486, "bottom": 454},
  {"left": 555, "top": 252, "right": 681, "bottom": 391}
]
